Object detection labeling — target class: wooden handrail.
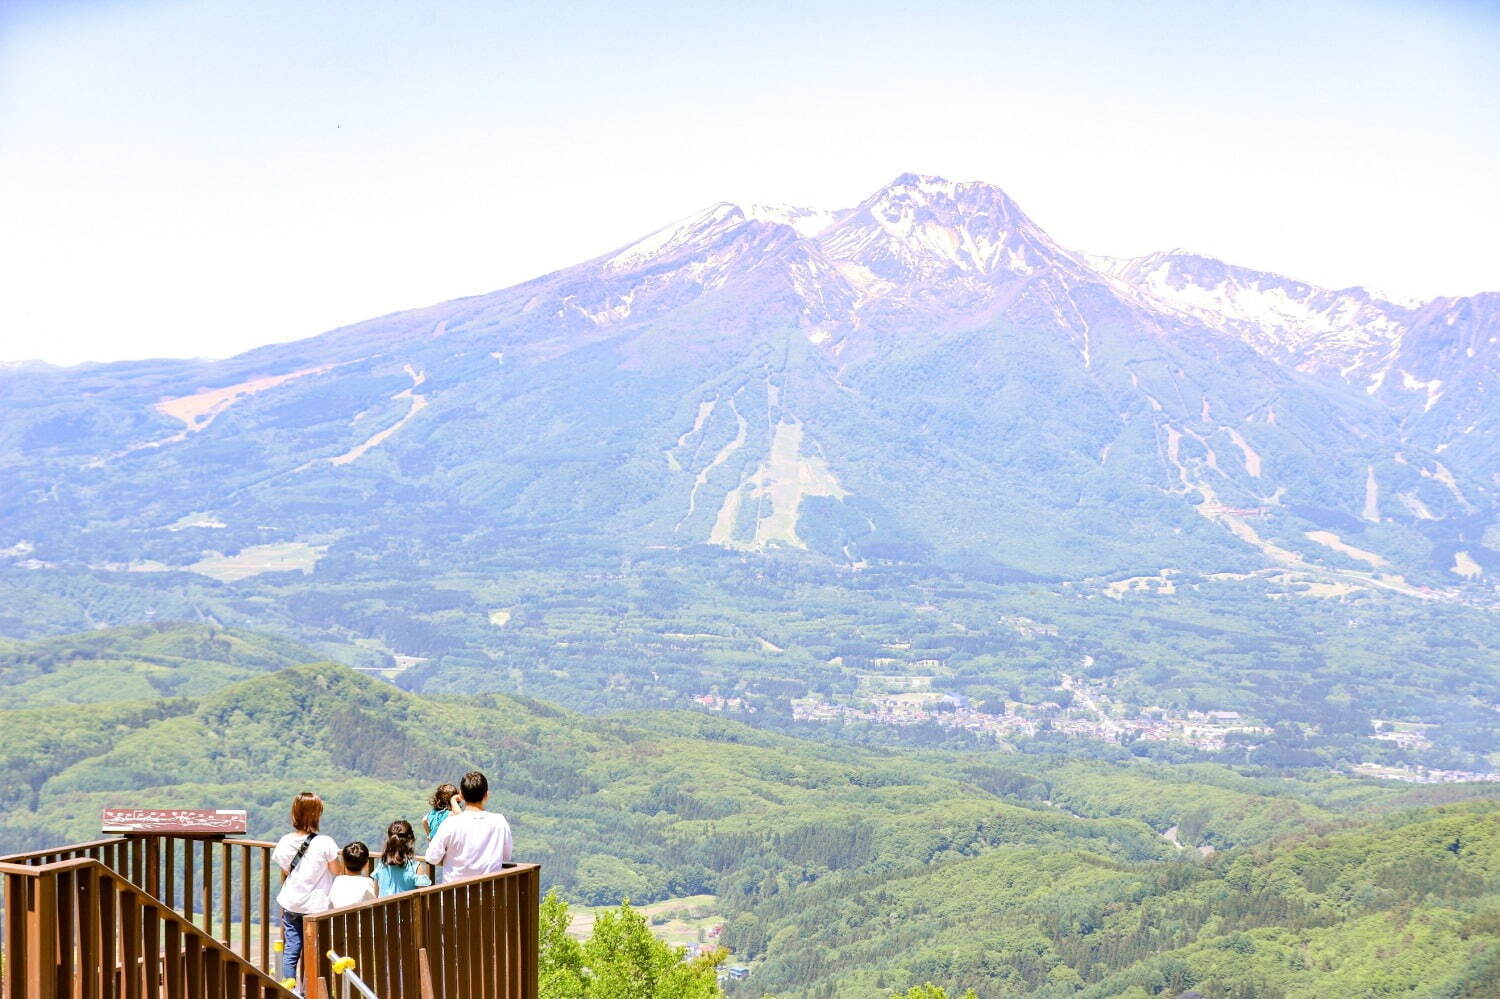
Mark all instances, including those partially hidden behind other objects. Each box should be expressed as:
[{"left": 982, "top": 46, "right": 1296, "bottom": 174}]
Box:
[
  {"left": 3, "top": 844, "right": 540, "bottom": 999},
  {"left": 1, "top": 835, "right": 281, "bottom": 978},
  {"left": 2, "top": 855, "right": 291, "bottom": 998},
  {"left": 303, "top": 863, "right": 540, "bottom": 999},
  {"left": 0, "top": 838, "right": 139, "bottom": 863}
]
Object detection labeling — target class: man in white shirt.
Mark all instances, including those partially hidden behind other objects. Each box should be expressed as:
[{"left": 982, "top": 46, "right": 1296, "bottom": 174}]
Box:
[{"left": 425, "top": 770, "right": 513, "bottom": 881}]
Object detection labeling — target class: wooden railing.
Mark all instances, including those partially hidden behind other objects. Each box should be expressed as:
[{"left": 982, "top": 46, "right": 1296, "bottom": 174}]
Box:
[
  {"left": 1, "top": 836, "right": 279, "bottom": 978},
  {"left": 1, "top": 855, "right": 289, "bottom": 998},
  {"left": 1, "top": 839, "right": 540, "bottom": 999},
  {"left": 303, "top": 864, "right": 540, "bottom": 999}
]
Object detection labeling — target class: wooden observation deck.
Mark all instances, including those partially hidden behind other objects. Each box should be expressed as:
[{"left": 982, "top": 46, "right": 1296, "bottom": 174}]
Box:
[{"left": 0, "top": 817, "right": 538, "bottom": 999}]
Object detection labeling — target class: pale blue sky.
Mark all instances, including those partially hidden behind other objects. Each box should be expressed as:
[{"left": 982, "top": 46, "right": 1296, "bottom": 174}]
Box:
[{"left": 2, "top": 0, "right": 1497, "bottom": 364}]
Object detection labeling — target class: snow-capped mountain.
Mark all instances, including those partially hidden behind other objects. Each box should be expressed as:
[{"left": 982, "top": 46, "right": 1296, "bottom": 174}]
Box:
[
  {"left": 0, "top": 173, "right": 1494, "bottom": 593},
  {"left": 1085, "top": 249, "right": 1494, "bottom": 474},
  {"left": 817, "top": 173, "right": 1088, "bottom": 284},
  {"left": 1087, "top": 250, "right": 1414, "bottom": 373},
  {"left": 423, "top": 174, "right": 1132, "bottom": 359},
  {"left": 599, "top": 173, "right": 1081, "bottom": 296},
  {"left": 506, "top": 174, "right": 1151, "bottom": 366},
  {"left": 526, "top": 174, "right": 1461, "bottom": 387}
]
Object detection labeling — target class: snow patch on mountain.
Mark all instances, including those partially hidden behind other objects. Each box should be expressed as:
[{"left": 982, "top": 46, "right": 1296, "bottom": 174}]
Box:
[
  {"left": 1094, "top": 250, "right": 1412, "bottom": 371},
  {"left": 744, "top": 204, "right": 848, "bottom": 238},
  {"left": 1400, "top": 370, "right": 1445, "bottom": 412},
  {"left": 604, "top": 202, "right": 845, "bottom": 278},
  {"left": 604, "top": 203, "right": 751, "bottom": 275}
]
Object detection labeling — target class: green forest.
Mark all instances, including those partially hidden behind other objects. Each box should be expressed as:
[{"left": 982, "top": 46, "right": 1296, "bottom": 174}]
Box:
[
  {"left": 2, "top": 623, "right": 1497, "bottom": 998},
  {"left": 5, "top": 552, "right": 1498, "bottom": 777}
]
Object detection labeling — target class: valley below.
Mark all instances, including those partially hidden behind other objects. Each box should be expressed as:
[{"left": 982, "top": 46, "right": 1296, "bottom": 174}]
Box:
[
  {"left": 2, "top": 625, "right": 1500, "bottom": 999},
  {"left": 2, "top": 172, "right": 1498, "bottom": 997}
]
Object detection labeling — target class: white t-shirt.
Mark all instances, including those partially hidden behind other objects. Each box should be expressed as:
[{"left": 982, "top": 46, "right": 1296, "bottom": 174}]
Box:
[
  {"left": 328, "top": 875, "right": 378, "bottom": 909},
  {"left": 424, "top": 808, "right": 513, "bottom": 881},
  {"left": 272, "top": 832, "right": 339, "bottom": 914}
]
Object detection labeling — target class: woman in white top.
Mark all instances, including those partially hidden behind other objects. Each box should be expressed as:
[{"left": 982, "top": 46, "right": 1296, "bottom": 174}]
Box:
[{"left": 271, "top": 792, "right": 341, "bottom": 987}]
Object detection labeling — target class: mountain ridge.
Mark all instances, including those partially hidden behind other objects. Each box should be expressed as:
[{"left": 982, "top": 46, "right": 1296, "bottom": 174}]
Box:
[{"left": 0, "top": 172, "right": 1494, "bottom": 592}]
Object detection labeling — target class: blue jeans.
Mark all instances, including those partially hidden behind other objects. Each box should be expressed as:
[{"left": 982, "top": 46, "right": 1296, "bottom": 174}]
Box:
[{"left": 281, "top": 910, "right": 304, "bottom": 983}]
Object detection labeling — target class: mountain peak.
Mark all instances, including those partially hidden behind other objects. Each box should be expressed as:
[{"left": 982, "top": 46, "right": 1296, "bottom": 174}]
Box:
[
  {"left": 602, "top": 202, "right": 751, "bottom": 275},
  {"left": 818, "top": 172, "right": 1065, "bottom": 282},
  {"left": 886, "top": 171, "right": 959, "bottom": 192},
  {"left": 871, "top": 172, "right": 1020, "bottom": 210}
]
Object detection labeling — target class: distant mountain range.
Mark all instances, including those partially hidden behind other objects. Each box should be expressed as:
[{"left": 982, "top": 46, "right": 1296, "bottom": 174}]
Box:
[{"left": 1, "top": 173, "right": 1494, "bottom": 589}]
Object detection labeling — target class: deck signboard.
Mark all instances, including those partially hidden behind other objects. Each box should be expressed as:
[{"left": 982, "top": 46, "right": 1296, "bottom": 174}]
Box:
[{"left": 101, "top": 807, "right": 248, "bottom": 835}]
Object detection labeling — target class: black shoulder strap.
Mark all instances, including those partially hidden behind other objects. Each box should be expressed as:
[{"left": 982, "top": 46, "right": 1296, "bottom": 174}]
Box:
[{"left": 288, "top": 833, "right": 317, "bottom": 873}]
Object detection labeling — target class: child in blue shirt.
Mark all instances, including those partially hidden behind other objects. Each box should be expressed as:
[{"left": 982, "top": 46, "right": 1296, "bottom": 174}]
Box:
[
  {"left": 422, "top": 783, "right": 460, "bottom": 840},
  {"left": 373, "top": 819, "right": 432, "bottom": 896},
  {"left": 421, "top": 783, "right": 461, "bottom": 883}
]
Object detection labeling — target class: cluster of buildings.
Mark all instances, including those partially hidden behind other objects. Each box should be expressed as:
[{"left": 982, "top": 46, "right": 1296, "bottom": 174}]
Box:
[
  {"left": 1065, "top": 707, "right": 1268, "bottom": 752},
  {"left": 791, "top": 694, "right": 1037, "bottom": 741},
  {"left": 788, "top": 673, "right": 1271, "bottom": 752},
  {"left": 998, "top": 614, "right": 1059, "bottom": 639},
  {"left": 1351, "top": 762, "right": 1500, "bottom": 784},
  {"left": 1370, "top": 724, "right": 1434, "bottom": 751},
  {"left": 692, "top": 693, "right": 756, "bottom": 713},
  {"left": 784, "top": 678, "right": 1500, "bottom": 784},
  {"left": 687, "top": 926, "right": 749, "bottom": 983}
]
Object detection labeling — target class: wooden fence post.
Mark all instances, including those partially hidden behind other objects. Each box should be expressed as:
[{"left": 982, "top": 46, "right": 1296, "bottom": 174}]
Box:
[
  {"left": 303, "top": 916, "right": 322, "bottom": 999},
  {"left": 418, "top": 947, "right": 436, "bottom": 999},
  {"left": 27, "top": 871, "right": 57, "bottom": 999},
  {"left": 4, "top": 871, "right": 31, "bottom": 998}
]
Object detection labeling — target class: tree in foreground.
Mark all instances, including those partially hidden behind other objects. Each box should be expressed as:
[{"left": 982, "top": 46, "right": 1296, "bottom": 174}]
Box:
[
  {"left": 889, "top": 985, "right": 978, "bottom": 999},
  {"left": 541, "top": 890, "right": 725, "bottom": 999}
]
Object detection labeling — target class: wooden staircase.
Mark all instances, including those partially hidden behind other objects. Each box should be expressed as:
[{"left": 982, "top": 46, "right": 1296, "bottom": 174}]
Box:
[
  {"left": 1, "top": 851, "right": 287, "bottom": 998},
  {"left": 1, "top": 837, "right": 539, "bottom": 999}
]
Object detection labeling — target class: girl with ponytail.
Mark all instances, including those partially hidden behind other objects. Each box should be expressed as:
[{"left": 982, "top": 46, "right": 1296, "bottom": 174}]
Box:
[{"left": 373, "top": 818, "right": 432, "bottom": 896}]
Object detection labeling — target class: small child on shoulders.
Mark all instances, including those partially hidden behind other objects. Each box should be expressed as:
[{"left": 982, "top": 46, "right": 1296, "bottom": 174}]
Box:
[
  {"left": 422, "top": 783, "right": 461, "bottom": 839},
  {"left": 328, "top": 841, "right": 377, "bottom": 908},
  {"left": 422, "top": 783, "right": 461, "bottom": 884}
]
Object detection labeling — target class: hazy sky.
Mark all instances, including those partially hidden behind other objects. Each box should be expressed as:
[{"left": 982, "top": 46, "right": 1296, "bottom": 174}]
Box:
[{"left": 2, "top": 0, "right": 1497, "bottom": 365}]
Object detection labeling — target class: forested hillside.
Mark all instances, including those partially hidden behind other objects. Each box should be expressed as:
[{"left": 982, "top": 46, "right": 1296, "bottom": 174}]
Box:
[
  {"left": 2, "top": 628, "right": 1496, "bottom": 998},
  {"left": 738, "top": 805, "right": 1500, "bottom": 998},
  {"left": 0, "top": 622, "right": 316, "bottom": 707},
  {"left": 5, "top": 557, "right": 1497, "bottom": 783}
]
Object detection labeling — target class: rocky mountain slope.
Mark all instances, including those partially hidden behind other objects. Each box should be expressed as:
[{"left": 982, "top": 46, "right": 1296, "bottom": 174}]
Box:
[{"left": 0, "top": 174, "right": 1493, "bottom": 590}]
